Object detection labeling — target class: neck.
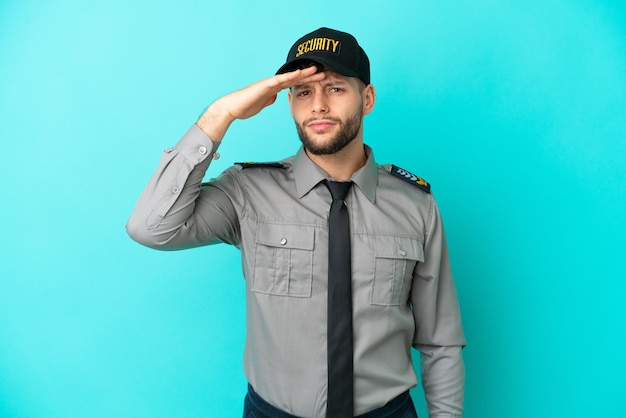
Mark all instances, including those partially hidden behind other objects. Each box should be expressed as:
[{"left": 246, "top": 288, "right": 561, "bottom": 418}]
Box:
[{"left": 306, "top": 137, "right": 367, "bottom": 181}]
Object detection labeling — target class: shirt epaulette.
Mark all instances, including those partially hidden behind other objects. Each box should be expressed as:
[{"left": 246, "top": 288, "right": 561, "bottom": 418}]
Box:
[
  {"left": 235, "top": 162, "right": 286, "bottom": 169},
  {"left": 385, "top": 164, "right": 431, "bottom": 193}
]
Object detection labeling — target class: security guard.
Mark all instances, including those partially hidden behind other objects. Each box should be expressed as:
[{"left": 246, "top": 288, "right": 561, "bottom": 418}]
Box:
[{"left": 127, "top": 27, "right": 465, "bottom": 418}]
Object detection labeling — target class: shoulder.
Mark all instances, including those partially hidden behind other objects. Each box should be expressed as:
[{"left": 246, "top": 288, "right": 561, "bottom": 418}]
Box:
[
  {"left": 381, "top": 164, "right": 431, "bottom": 194},
  {"left": 226, "top": 158, "right": 295, "bottom": 184},
  {"left": 201, "top": 158, "right": 294, "bottom": 199}
]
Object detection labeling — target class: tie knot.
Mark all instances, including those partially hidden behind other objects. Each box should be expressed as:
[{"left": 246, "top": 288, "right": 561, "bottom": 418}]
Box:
[{"left": 325, "top": 180, "right": 353, "bottom": 201}]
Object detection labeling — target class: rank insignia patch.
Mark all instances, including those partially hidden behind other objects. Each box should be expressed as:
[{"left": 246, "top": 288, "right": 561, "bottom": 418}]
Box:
[{"left": 388, "top": 164, "right": 431, "bottom": 193}]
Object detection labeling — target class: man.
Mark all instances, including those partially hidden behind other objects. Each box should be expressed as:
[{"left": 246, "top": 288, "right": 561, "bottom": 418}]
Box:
[{"left": 127, "top": 27, "right": 465, "bottom": 418}]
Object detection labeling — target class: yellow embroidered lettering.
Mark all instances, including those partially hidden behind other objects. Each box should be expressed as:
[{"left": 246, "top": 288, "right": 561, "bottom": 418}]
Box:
[{"left": 295, "top": 37, "right": 341, "bottom": 57}]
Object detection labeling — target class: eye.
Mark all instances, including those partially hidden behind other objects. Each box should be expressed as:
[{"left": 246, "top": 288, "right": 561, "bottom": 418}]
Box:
[
  {"left": 296, "top": 89, "right": 311, "bottom": 97},
  {"left": 329, "top": 87, "right": 343, "bottom": 93}
]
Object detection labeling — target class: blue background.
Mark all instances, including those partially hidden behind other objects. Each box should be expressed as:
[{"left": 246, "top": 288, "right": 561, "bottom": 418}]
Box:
[{"left": 1, "top": 1, "right": 625, "bottom": 417}]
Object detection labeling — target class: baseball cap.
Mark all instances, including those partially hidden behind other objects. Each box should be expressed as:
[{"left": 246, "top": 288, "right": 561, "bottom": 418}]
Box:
[{"left": 276, "top": 27, "right": 370, "bottom": 85}]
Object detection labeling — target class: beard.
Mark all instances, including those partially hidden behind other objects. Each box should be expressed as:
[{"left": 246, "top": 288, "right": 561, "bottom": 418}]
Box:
[{"left": 295, "top": 110, "right": 363, "bottom": 156}]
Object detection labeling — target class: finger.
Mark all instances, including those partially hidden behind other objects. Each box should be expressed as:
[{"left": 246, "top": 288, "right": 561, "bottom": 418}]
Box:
[
  {"left": 292, "top": 71, "right": 326, "bottom": 87},
  {"left": 272, "top": 66, "right": 321, "bottom": 89},
  {"left": 278, "top": 65, "right": 319, "bottom": 79}
]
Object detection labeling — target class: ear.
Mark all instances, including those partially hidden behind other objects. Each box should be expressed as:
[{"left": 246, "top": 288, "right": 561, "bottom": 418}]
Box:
[{"left": 362, "top": 84, "right": 376, "bottom": 115}]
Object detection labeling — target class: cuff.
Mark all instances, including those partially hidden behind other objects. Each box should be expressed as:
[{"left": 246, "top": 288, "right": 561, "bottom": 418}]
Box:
[{"left": 174, "top": 124, "right": 221, "bottom": 164}]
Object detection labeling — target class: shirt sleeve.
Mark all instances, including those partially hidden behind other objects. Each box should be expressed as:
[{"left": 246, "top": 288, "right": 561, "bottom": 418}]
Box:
[
  {"left": 411, "top": 195, "right": 466, "bottom": 417},
  {"left": 126, "top": 124, "right": 241, "bottom": 250}
]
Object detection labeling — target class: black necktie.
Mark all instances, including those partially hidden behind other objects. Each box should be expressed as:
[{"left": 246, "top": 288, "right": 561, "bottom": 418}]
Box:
[{"left": 324, "top": 180, "right": 354, "bottom": 417}]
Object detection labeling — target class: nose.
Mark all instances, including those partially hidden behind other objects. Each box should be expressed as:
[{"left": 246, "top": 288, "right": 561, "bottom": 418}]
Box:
[{"left": 311, "top": 92, "right": 328, "bottom": 114}]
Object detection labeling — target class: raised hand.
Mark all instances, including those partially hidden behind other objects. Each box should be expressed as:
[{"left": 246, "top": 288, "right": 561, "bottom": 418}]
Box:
[{"left": 197, "top": 66, "right": 325, "bottom": 142}]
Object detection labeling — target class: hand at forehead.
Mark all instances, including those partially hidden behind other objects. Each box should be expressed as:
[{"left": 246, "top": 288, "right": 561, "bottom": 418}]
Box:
[{"left": 279, "top": 66, "right": 327, "bottom": 89}]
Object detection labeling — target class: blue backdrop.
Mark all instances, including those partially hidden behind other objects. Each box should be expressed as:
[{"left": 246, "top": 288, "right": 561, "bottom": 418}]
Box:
[{"left": 1, "top": 1, "right": 625, "bottom": 417}]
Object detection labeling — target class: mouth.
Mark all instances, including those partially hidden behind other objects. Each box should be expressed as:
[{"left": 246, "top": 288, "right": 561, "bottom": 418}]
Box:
[{"left": 306, "top": 119, "right": 337, "bottom": 133}]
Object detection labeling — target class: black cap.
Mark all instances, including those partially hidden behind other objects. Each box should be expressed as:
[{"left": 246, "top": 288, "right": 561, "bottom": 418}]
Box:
[{"left": 276, "top": 27, "right": 370, "bottom": 85}]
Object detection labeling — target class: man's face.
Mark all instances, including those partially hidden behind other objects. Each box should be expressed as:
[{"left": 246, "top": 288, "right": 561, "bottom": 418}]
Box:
[{"left": 288, "top": 71, "right": 373, "bottom": 155}]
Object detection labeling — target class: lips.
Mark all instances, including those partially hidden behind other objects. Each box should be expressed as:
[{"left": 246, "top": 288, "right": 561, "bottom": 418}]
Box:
[{"left": 307, "top": 119, "right": 337, "bottom": 133}]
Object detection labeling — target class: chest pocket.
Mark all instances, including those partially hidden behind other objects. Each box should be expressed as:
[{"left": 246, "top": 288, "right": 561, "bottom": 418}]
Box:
[
  {"left": 252, "top": 222, "right": 315, "bottom": 297},
  {"left": 371, "top": 236, "right": 424, "bottom": 306}
]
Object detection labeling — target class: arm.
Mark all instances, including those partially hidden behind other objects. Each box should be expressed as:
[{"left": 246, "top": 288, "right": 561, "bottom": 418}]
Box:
[
  {"left": 411, "top": 196, "right": 466, "bottom": 417},
  {"left": 126, "top": 67, "right": 326, "bottom": 249},
  {"left": 125, "top": 125, "right": 239, "bottom": 249}
]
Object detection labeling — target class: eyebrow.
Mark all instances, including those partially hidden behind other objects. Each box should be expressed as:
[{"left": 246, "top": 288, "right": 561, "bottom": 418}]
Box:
[{"left": 294, "top": 78, "right": 349, "bottom": 90}]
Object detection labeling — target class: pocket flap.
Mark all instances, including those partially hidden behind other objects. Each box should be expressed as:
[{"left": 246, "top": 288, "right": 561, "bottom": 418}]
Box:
[
  {"left": 256, "top": 222, "right": 315, "bottom": 250},
  {"left": 374, "top": 236, "right": 424, "bottom": 261}
]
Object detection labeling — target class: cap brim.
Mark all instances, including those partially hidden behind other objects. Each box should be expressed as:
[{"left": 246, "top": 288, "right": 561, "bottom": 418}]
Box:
[{"left": 276, "top": 57, "right": 360, "bottom": 79}]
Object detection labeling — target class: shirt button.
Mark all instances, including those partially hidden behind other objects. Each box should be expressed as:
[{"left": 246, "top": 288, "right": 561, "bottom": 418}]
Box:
[
  {"left": 280, "top": 238, "right": 288, "bottom": 245},
  {"left": 213, "top": 152, "right": 220, "bottom": 160},
  {"left": 399, "top": 249, "right": 407, "bottom": 257},
  {"left": 198, "top": 146, "right": 207, "bottom": 155},
  {"left": 171, "top": 186, "right": 180, "bottom": 194}
]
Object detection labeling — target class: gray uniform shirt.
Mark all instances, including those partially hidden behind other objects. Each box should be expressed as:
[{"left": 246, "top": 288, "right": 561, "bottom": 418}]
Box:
[{"left": 127, "top": 125, "right": 466, "bottom": 417}]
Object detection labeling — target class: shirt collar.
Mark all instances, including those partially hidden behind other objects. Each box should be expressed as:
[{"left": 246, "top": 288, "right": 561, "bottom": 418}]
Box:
[{"left": 292, "top": 144, "right": 378, "bottom": 203}]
